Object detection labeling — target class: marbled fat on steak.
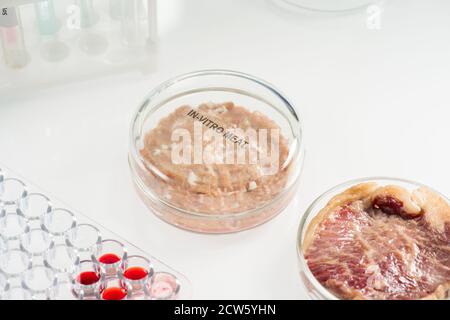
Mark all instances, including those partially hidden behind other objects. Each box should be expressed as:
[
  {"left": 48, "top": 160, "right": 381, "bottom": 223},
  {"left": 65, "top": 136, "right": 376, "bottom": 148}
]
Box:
[{"left": 303, "top": 183, "right": 450, "bottom": 300}]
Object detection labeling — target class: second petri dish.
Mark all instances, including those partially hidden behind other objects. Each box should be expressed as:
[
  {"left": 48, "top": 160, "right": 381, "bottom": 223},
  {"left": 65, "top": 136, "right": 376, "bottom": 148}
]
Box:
[
  {"left": 297, "top": 177, "right": 450, "bottom": 300},
  {"left": 278, "top": 0, "right": 380, "bottom": 12}
]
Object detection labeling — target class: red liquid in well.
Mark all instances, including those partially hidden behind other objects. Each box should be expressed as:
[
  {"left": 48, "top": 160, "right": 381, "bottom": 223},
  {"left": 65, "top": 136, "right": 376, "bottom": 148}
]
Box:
[
  {"left": 77, "top": 271, "right": 100, "bottom": 285},
  {"left": 123, "top": 267, "right": 148, "bottom": 280},
  {"left": 99, "top": 253, "right": 121, "bottom": 264},
  {"left": 101, "top": 287, "right": 127, "bottom": 300}
]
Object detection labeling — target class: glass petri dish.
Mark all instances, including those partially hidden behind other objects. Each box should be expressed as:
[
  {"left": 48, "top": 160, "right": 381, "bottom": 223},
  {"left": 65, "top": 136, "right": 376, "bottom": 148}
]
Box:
[
  {"left": 129, "top": 70, "right": 304, "bottom": 233},
  {"left": 278, "top": 0, "right": 381, "bottom": 13},
  {"left": 297, "top": 177, "right": 450, "bottom": 300}
]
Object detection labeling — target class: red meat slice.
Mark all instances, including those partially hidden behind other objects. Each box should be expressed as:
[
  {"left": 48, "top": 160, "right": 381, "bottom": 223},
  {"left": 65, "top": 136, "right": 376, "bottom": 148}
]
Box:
[{"left": 304, "top": 183, "right": 450, "bottom": 300}]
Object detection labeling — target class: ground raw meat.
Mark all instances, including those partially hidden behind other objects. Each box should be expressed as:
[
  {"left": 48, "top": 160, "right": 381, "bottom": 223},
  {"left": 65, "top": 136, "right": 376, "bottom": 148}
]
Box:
[
  {"left": 139, "top": 102, "right": 290, "bottom": 214},
  {"left": 303, "top": 183, "right": 450, "bottom": 300}
]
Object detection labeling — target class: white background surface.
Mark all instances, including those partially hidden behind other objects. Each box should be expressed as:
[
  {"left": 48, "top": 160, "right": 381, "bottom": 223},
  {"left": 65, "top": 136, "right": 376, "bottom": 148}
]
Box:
[{"left": 1, "top": 0, "right": 450, "bottom": 299}]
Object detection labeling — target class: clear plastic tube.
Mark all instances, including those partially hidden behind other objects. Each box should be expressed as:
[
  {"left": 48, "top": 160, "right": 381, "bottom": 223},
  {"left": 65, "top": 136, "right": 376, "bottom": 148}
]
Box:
[
  {"left": 147, "top": 0, "right": 157, "bottom": 44},
  {"left": 0, "top": 7, "right": 29, "bottom": 69},
  {"left": 34, "top": 0, "right": 60, "bottom": 35},
  {"left": 77, "top": 0, "right": 99, "bottom": 28},
  {"left": 109, "top": 0, "right": 122, "bottom": 20},
  {"left": 120, "top": 0, "right": 148, "bottom": 47}
]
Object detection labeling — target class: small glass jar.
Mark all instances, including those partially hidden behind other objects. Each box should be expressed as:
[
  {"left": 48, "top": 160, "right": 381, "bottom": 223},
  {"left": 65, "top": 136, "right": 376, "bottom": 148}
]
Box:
[
  {"left": 297, "top": 177, "right": 450, "bottom": 300},
  {"left": 129, "top": 70, "right": 304, "bottom": 233}
]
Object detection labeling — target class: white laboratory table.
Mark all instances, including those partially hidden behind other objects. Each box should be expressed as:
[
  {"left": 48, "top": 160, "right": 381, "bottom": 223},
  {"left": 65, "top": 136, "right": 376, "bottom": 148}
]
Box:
[{"left": 0, "top": 0, "right": 449, "bottom": 299}]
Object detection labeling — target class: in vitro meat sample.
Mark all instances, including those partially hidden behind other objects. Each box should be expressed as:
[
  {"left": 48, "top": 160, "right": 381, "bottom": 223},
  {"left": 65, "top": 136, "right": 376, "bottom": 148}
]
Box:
[
  {"left": 140, "top": 102, "right": 290, "bottom": 214},
  {"left": 303, "top": 183, "right": 450, "bottom": 300},
  {"left": 129, "top": 70, "right": 303, "bottom": 233},
  {"left": 132, "top": 101, "right": 302, "bottom": 233}
]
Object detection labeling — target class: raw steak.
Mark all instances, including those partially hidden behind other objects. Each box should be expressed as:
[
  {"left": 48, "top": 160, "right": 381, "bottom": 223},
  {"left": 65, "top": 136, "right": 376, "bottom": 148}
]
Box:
[{"left": 303, "top": 183, "right": 450, "bottom": 300}]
